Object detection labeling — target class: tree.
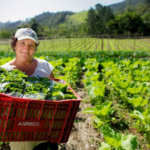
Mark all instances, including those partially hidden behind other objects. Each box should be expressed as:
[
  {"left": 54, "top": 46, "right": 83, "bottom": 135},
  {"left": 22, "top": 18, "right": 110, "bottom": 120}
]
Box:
[
  {"left": 86, "top": 7, "right": 97, "bottom": 35},
  {"left": 29, "top": 19, "right": 49, "bottom": 37},
  {"left": 95, "top": 4, "right": 114, "bottom": 34},
  {"left": 142, "top": 13, "right": 150, "bottom": 35},
  {"left": 86, "top": 4, "right": 114, "bottom": 35},
  {"left": 144, "top": 0, "right": 150, "bottom": 5},
  {"left": 0, "top": 29, "right": 12, "bottom": 39},
  {"left": 107, "top": 11, "right": 144, "bottom": 34},
  {"left": 38, "top": 26, "right": 52, "bottom": 37},
  {"left": 58, "top": 23, "right": 68, "bottom": 36},
  {"left": 77, "top": 23, "right": 88, "bottom": 35},
  {"left": 126, "top": 0, "right": 132, "bottom": 6},
  {"left": 30, "top": 19, "right": 40, "bottom": 34},
  {"left": 17, "top": 24, "right": 30, "bottom": 29},
  {"left": 126, "top": 0, "right": 133, "bottom": 11}
]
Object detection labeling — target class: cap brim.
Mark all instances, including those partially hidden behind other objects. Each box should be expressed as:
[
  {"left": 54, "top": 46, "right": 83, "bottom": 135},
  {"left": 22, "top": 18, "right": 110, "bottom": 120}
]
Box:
[{"left": 17, "top": 36, "right": 38, "bottom": 44}]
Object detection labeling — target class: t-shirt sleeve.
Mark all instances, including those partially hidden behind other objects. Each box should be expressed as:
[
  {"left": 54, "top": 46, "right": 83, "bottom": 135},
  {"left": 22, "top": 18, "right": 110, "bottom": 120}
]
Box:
[
  {"left": 30, "top": 59, "right": 54, "bottom": 78},
  {"left": 1, "top": 63, "right": 14, "bottom": 71},
  {"left": 47, "top": 61, "right": 54, "bottom": 73}
]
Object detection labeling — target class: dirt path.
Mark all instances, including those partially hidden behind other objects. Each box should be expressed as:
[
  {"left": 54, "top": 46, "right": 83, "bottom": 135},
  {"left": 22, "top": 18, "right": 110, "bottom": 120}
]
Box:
[
  {"left": 59, "top": 102, "right": 101, "bottom": 150},
  {"left": 59, "top": 88, "right": 102, "bottom": 150}
]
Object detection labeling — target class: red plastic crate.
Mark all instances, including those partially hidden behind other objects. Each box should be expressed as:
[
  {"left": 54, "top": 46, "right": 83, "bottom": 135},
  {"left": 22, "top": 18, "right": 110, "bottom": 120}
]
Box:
[{"left": 0, "top": 79, "right": 81, "bottom": 143}]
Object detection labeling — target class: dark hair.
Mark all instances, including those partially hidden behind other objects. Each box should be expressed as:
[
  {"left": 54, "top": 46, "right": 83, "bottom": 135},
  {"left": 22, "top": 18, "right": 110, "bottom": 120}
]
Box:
[
  {"left": 11, "top": 37, "right": 17, "bottom": 51},
  {"left": 11, "top": 36, "right": 39, "bottom": 52}
]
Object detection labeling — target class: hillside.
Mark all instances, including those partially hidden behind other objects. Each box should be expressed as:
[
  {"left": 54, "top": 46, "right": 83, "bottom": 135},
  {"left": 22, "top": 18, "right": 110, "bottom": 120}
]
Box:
[
  {"left": 0, "top": 0, "right": 149, "bottom": 32},
  {"left": 33, "top": 11, "right": 74, "bottom": 27},
  {"left": 0, "top": 11, "right": 74, "bottom": 30},
  {"left": 67, "top": 11, "right": 88, "bottom": 25},
  {"left": 109, "top": 0, "right": 144, "bottom": 13},
  {"left": 0, "top": 21, "right": 23, "bottom": 31}
]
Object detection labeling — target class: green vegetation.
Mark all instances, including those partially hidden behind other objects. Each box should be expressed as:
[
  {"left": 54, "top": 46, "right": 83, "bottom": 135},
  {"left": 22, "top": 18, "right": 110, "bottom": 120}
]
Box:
[
  {"left": 1, "top": 37, "right": 150, "bottom": 52},
  {"left": 0, "top": 68, "right": 76, "bottom": 100},
  {"left": 0, "top": 50, "right": 150, "bottom": 149},
  {"left": 83, "top": 57, "right": 150, "bottom": 149},
  {"left": 67, "top": 11, "right": 88, "bottom": 24}
]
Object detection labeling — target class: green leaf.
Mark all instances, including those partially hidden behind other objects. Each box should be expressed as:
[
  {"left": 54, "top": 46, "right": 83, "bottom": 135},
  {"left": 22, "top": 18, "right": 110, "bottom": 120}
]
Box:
[
  {"left": 121, "top": 134, "right": 138, "bottom": 150},
  {"left": 83, "top": 102, "right": 112, "bottom": 117},
  {"left": 128, "top": 96, "right": 148, "bottom": 107},
  {"left": 98, "top": 142, "right": 111, "bottom": 150},
  {"left": 83, "top": 107, "right": 95, "bottom": 114},
  {"left": 100, "top": 125, "right": 122, "bottom": 148},
  {"left": 132, "top": 110, "right": 144, "bottom": 120},
  {"left": 97, "top": 102, "right": 112, "bottom": 116},
  {"left": 127, "top": 86, "right": 143, "bottom": 94}
]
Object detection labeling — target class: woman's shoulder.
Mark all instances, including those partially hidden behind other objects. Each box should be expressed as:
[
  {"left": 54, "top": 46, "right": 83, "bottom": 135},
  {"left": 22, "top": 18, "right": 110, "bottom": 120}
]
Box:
[
  {"left": 36, "top": 58, "right": 48, "bottom": 64},
  {"left": 36, "top": 58, "right": 53, "bottom": 67},
  {"left": 36, "top": 58, "right": 54, "bottom": 70},
  {"left": 1, "top": 62, "right": 14, "bottom": 71}
]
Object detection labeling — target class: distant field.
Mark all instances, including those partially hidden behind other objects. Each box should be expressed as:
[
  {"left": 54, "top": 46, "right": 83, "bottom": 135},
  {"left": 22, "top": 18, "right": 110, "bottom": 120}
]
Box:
[{"left": 0, "top": 37, "right": 150, "bottom": 52}]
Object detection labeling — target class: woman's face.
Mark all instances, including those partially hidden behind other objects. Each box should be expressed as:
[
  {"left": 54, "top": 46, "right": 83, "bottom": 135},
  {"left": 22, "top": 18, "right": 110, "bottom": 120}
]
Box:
[{"left": 14, "top": 39, "right": 36, "bottom": 61}]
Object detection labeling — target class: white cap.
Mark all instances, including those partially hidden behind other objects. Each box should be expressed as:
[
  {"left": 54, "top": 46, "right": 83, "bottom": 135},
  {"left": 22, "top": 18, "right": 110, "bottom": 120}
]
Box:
[{"left": 15, "top": 28, "right": 38, "bottom": 44}]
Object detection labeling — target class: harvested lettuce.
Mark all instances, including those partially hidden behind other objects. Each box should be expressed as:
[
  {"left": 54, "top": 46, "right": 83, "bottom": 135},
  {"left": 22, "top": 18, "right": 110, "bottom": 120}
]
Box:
[
  {"left": 23, "top": 92, "right": 46, "bottom": 100},
  {"left": 6, "top": 92, "right": 24, "bottom": 98},
  {"left": 0, "top": 67, "right": 77, "bottom": 101},
  {"left": 47, "top": 91, "right": 64, "bottom": 100},
  {"left": 0, "top": 82, "right": 10, "bottom": 92}
]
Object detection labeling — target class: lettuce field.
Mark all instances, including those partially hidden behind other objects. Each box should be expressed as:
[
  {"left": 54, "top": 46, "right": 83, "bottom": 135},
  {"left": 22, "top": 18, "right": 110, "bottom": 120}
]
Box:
[{"left": 0, "top": 45, "right": 150, "bottom": 149}]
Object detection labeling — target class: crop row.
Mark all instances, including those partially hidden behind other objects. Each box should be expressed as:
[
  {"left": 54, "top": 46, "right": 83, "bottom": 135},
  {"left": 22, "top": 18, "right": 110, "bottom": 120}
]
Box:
[
  {"left": 82, "top": 58, "right": 150, "bottom": 149},
  {"left": 0, "top": 38, "right": 150, "bottom": 52},
  {"left": 46, "top": 55, "right": 150, "bottom": 149}
]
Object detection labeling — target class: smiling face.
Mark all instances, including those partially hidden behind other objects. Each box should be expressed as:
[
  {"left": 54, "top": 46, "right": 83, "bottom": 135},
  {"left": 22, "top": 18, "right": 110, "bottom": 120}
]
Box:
[{"left": 14, "top": 39, "right": 36, "bottom": 62}]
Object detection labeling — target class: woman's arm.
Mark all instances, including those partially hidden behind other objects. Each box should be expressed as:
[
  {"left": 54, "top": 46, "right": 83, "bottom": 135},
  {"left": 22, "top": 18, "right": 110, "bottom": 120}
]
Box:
[{"left": 50, "top": 72, "right": 55, "bottom": 79}]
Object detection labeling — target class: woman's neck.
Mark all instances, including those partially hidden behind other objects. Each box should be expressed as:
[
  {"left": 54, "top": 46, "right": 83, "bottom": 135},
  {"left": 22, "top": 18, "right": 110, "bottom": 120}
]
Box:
[{"left": 10, "top": 58, "right": 38, "bottom": 76}]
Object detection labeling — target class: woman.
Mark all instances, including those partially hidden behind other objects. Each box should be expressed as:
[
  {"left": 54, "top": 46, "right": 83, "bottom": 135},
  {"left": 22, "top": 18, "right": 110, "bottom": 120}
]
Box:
[
  {"left": 1, "top": 28, "right": 54, "bottom": 79},
  {"left": 1, "top": 28, "right": 58, "bottom": 150}
]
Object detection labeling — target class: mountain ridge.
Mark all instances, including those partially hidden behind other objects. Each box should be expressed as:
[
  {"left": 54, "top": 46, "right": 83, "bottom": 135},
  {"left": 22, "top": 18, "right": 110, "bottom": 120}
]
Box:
[{"left": 0, "top": 0, "right": 147, "bottom": 30}]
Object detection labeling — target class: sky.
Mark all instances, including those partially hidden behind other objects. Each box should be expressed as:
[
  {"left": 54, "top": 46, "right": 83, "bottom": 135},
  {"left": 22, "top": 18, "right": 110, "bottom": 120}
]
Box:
[{"left": 0, "top": 0, "right": 125, "bottom": 23}]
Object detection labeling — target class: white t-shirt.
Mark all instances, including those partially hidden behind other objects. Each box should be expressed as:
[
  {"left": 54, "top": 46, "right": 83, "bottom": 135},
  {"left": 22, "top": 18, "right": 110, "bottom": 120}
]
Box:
[{"left": 1, "top": 58, "right": 54, "bottom": 78}]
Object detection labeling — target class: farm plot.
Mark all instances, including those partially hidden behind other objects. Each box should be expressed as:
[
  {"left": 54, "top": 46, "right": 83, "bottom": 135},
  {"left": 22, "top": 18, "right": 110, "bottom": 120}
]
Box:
[
  {"left": 38, "top": 38, "right": 150, "bottom": 52},
  {"left": 0, "top": 50, "right": 150, "bottom": 150},
  {"left": 1, "top": 37, "right": 150, "bottom": 52}
]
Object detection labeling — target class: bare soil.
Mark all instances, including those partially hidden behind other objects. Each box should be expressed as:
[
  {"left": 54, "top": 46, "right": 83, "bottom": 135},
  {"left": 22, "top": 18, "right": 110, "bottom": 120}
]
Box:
[
  {"left": 59, "top": 102, "right": 101, "bottom": 150},
  {"left": 59, "top": 88, "right": 102, "bottom": 150}
]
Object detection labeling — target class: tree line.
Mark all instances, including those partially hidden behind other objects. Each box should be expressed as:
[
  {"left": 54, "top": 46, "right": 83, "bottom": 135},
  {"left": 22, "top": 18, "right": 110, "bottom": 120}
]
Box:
[
  {"left": 0, "top": 1, "right": 150, "bottom": 39},
  {"left": 87, "top": 2, "right": 150, "bottom": 36}
]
